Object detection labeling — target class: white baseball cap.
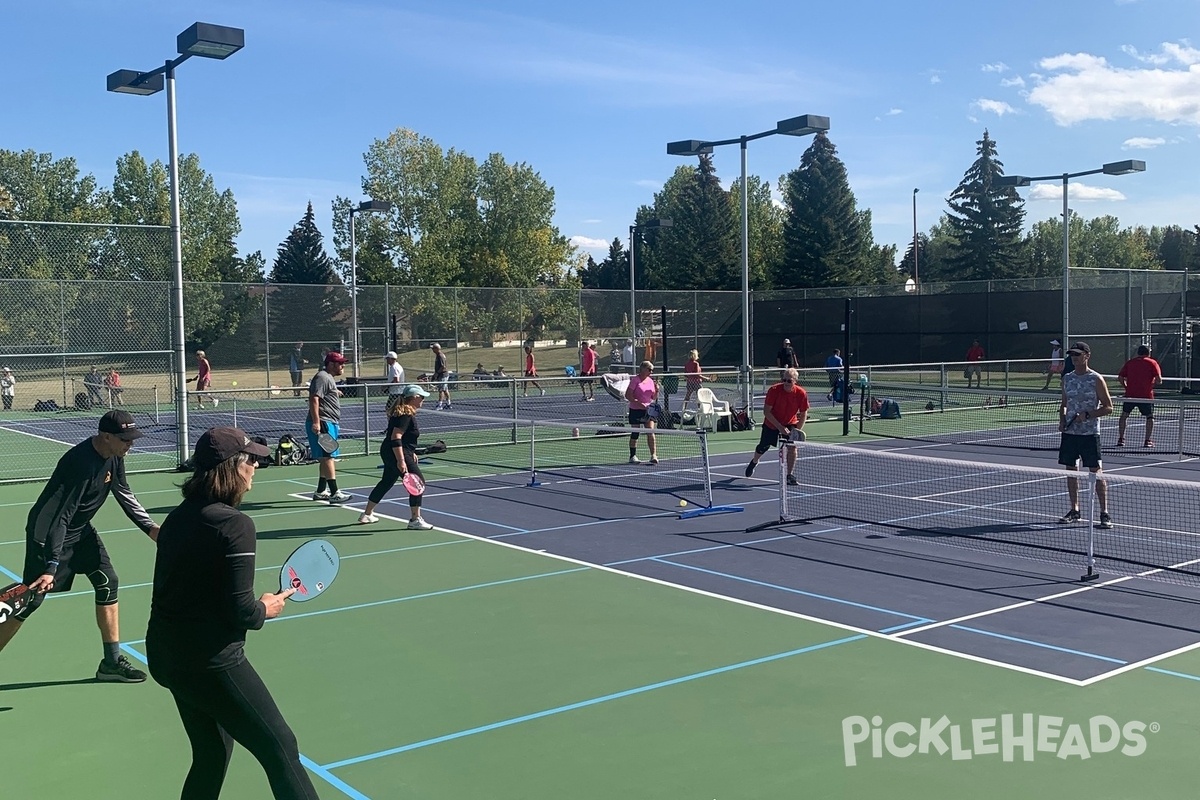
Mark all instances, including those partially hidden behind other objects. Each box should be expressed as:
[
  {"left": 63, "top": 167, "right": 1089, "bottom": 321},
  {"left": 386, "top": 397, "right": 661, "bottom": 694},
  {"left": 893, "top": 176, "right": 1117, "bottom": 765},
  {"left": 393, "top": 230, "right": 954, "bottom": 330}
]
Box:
[
  {"left": 1050, "top": 339, "right": 1060, "bottom": 345},
  {"left": 385, "top": 351, "right": 397, "bottom": 359}
]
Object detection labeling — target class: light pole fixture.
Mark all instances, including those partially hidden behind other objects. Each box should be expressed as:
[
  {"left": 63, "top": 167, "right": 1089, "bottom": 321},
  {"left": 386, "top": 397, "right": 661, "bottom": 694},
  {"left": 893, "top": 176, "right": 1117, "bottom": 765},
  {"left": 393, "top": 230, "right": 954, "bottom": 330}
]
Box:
[
  {"left": 912, "top": 187, "right": 920, "bottom": 291},
  {"left": 348, "top": 199, "right": 394, "bottom": 378},
  {"left": 668, "top": 114, "right": 830, "bottom": 408},
  {"left": 997, "top": 159, "right": 1145, "bottom": 346},
  {"left": 628, "top": 218, "right": 672, "bottom": 361},
  {"left": 107, "top": 21, "right": 245, "bottom": 467}
]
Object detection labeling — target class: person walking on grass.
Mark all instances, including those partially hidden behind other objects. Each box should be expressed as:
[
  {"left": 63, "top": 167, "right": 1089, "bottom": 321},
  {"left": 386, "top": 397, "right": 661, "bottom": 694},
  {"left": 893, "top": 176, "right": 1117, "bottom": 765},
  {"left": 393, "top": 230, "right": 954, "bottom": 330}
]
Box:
[
  {"left": 624, "top": 361, "right": 659, "bottom": 465},
  {"left": 1057, "top": 342, "right": 1113, "bottom": 529},
  {"left": 523, "top": 344, "right": 545, "bottom": 397},
  {"left": 359, "top": 384, "right": 435, "bottom": 529},
  {"left": 307, "top": 351, "right": 350, "bottom": 504},
  {"left": 1, "top": 366, "right": 14, "bottom": 410},
  {"left": 0, "top": 410, "right": 159, "bottom": 682},
  {"left": 147, "top": 426, "right": 319, "bottom": 800},
  {"left": 745, "top": 368, "right": 809, "bottom": 486},
  {"left": 1116, "top": 344, "right": 1162, "bottom": 448},
  {"left": 579, "top": 340, "right": 597, "bottom": 401}
]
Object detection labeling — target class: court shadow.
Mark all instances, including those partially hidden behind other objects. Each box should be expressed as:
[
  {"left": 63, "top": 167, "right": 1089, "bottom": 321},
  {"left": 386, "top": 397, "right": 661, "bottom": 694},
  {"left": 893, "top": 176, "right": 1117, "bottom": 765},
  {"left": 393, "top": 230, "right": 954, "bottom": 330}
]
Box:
[
  {"left": 0, "top": 678, "right": 97, "bottom": 692},
  {"left": 254, "top": 526, "right": 373, "bottom": 540},
  {"left": 0, "top": 706, "right": 11, "bottom": 712}
]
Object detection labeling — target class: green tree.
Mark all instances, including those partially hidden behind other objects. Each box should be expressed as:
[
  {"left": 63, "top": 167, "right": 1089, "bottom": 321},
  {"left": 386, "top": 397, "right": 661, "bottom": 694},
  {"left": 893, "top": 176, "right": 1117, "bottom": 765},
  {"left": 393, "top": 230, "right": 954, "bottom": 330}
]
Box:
[
  {"left": 640, "top": 156, "right": 739, "bottom": 290},
  {"left": 735, "top": 173, "right": 784, "bottom": 290},
  {"left": 579, "top": 238, "right": 628, "bottom": 290},
  {"left": 1153, "top": 225, "right": 1195, "bottom": 271},
  {"left": 778, "top": 132, "right": 868, "bottom": 288},
  {"left": 269, "top": 202, "right": 348, "bottom": 356},
  {"left": 917, "top": 215, "right": 960, "bottom": 283},
  {"left": 944, "top": 130, "right": 1025, "bottom": 280}
]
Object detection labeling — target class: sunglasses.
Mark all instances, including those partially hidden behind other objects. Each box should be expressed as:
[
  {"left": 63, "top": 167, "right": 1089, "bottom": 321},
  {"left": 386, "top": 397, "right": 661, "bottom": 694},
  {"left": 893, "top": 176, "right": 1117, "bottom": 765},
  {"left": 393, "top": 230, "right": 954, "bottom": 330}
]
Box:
[{"left": 781, "top": 378, "right": 795, "bottom": 384}]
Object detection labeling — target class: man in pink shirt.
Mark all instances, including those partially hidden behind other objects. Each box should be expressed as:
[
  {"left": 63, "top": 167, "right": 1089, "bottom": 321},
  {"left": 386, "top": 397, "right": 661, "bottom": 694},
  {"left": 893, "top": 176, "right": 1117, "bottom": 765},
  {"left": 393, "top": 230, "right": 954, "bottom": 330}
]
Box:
[
  {"left": 1116, "top": 344, "right": 1162, "bottom": 448},
  {"left": 579, "top": 340, "right": 597, "bottom": 402},
  {"left": 624, "top": 361, "right": 659, "bottom": 465}
]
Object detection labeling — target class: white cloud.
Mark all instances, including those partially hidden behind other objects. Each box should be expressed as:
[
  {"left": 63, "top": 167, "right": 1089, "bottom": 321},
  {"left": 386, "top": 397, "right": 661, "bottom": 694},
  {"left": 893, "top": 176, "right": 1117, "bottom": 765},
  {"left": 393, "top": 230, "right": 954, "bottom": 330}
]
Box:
[
  {"left": 1000, "top": 76, "right": 1026, "bottom": 88},
  {"left": 927, "top": 70, "right": 943, "bottom": 85},
  {"left": 569, "top": 235, "right": 610, "bottom": 250},
  {"left": 1027, "top": 183, "right": 1127, "bottom": 202},
  {"left": 982, "top": 62, "right": 1009, "bottom": 73},
  {"left": 1028, "top": 44, "right": 1200, "bottom": 125},
  {"left": 634, "top": 179, "right": 661, "bottom": 190},
  {"left": 1122, "top": 136, "right": 1166, "bottom": 149},
  {"left": 886, "top": 108, "right": 903, "bottom": 116},
  {"left": 581, "top": 218, "right": 603, "bottom": 224},
  {"left": 973, "top": 98, "right": 1017, "bottom": 116}
]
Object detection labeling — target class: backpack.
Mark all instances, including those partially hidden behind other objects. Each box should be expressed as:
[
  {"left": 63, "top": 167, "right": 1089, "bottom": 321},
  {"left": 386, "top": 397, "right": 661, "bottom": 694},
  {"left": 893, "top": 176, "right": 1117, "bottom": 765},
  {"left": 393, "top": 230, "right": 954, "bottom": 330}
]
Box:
[
  {"left": 879, "top": 399, "right": 901, "bottom": 419},
  {"left": 275, "top": 433, "right": 308, "bottom": 466},
  {"left": 730, "top": 407, "right": 755, "bottom": 432}
]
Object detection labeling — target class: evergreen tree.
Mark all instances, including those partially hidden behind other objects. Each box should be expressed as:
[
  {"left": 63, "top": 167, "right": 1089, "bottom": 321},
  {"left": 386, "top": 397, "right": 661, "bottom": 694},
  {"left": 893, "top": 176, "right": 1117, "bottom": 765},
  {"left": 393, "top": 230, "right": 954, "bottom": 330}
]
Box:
[
  {"left": 945, "top": 130, "right": 1025, "bottom": 280},
  {"left": 270, "top": 201, "right": 339, "bottom": 284},
  {"left": 778, "top": 132, "right": 868, "bottom": 288},
  {"left": 898, "top": 234, "right": 928, "bottom": 281},
  {"left": 641, "top": 155, "right": 738, "bottom": 289},
  {"left": 1155, "top": 225, "right": 1196, "bottom": 271},
  {"left": 268, "top": 202, "right": 348, "bottom": 358},
  {"left": 579, "top": 238, "right": 627, "bottom": 289}
]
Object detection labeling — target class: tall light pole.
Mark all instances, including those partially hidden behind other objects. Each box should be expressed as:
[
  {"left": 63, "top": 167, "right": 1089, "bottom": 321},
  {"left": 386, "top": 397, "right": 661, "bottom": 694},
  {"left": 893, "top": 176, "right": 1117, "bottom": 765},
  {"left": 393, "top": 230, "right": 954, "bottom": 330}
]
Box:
[
  {"left": 998, "top": 159, "right": 1145, "bottom": 346},
  {"left": 668, "top": 114, "right": 830, "bottom": 408},
  {"left": 628, "top": 218, "right": 672, "bottom": 360},
  {"left": 912, "top": 187, "right": 920, "bottom": 291},
  {"left": 108, "top": 22, "right": 245, "bottom": 467},
  {"left": 348, "top": 199, "right": 393, "bottom": 378}
]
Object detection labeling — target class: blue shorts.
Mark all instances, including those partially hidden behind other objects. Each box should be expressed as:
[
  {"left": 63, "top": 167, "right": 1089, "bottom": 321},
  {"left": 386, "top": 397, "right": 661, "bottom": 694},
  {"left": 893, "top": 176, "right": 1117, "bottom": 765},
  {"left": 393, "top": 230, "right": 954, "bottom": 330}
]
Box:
[{"left": 308, "top": 420, "right": 340, "bottom": 458}]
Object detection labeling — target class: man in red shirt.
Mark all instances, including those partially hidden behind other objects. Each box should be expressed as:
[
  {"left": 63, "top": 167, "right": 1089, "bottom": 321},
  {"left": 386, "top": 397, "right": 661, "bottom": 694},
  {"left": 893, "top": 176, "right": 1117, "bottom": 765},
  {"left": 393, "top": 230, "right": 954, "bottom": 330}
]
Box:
[
  {"left": 1116, "top": 344, "right": 1162, "bottom": 447},
  {"left": 579, "top": 340, "right": 597, "bottom": 401},
  {"left": 744, "top": 368, "right": 809, "bottom": 486},
  {"left": 965, "top": 339, "right": 985, "bottom": 388}
]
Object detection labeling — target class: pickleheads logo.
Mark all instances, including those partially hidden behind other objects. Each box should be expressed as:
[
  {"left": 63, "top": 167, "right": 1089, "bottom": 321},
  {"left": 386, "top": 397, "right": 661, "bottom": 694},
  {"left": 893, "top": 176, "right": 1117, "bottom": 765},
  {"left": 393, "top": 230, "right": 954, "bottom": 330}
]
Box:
[{"left": 841, "top": 714, "right": 1155, "bottom": 766}]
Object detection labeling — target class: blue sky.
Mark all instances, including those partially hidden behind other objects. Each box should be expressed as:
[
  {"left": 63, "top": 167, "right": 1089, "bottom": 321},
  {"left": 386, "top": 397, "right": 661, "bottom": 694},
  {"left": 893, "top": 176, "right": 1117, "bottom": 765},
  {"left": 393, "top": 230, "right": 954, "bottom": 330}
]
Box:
[{"left": 4, "top": 0, "right": 1198, "bottom": 270}]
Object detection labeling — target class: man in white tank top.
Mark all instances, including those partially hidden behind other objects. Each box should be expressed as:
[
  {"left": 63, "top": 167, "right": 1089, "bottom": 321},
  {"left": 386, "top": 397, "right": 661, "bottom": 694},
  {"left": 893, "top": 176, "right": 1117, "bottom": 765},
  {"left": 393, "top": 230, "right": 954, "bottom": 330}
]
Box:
[{"left": 1058, "top": 342, "right": 1113, "bottom": 529}]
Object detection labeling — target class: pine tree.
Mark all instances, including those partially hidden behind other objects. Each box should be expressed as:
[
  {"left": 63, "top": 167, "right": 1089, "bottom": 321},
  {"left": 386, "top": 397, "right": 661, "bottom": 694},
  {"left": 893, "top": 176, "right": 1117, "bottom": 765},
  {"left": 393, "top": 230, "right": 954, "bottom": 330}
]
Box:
[
  {"left": 268, "top": 202, "right": 348, "bottom": 358},
  {"left": 778, "top": 132, "right": 868, "bottom": 288},
  {"left": 270, "top": 202, "right": 339, "bottom": 284},
  {"left": 945, "top": 130, "right": 1026, "bottom": 280},
  {"left": 578, "top": 238, "right": 627, "bottom": 290},
  {"left": 642, "top": 155, "right": 738, "bottom": 289}
]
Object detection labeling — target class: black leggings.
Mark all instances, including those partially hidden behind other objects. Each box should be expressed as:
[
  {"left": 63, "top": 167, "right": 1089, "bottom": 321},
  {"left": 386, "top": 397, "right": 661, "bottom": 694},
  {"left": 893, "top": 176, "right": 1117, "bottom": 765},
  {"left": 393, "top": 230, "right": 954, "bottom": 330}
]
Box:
[
  {"left": 368, "top": 447, "right": 423, "bottom": 508},
  {"left": 152, "top": 659, "right": 319, "bottom": 800}
]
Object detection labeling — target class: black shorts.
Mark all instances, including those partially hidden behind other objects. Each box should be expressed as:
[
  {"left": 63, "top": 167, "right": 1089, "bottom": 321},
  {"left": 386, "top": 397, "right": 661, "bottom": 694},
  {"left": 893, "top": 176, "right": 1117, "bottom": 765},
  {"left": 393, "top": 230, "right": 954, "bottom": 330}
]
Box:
[
  {"left": 23, "top": 526, "right": 112, "bottom": 593},
  {"left": 1121, "top": 402, "right": 1153, "bottom": 418},
  {"left": 755, "top": 425, "right": 785, "bottom": 455},
  {"left": 1058, "top": 434, "right": 1102, "bottom": 469},
  {"left": 628, "top": 409, "right": 651, "bottom": 426},
  {"left": 579, "top": 371, "right": 595, "bottom": 385}
]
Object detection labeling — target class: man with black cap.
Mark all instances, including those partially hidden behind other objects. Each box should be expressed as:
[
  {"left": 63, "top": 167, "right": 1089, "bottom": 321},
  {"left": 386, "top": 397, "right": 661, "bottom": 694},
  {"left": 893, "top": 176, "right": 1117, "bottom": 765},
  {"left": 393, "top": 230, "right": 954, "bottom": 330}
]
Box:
[
  {"left": 776, "top": 338, "right": 798, "bottom": 369},
  {"left": 0, "top": 410, "right": 159, "bottom": 681},
  {"left": 1058, "top": 341, "right": 1114, "bottom": 529}
]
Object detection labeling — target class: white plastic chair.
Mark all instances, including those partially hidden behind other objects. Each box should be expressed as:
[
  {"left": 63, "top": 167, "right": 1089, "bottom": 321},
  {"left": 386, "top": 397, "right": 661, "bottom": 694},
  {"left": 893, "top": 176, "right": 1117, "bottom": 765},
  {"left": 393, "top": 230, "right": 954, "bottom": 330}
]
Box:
[{"left": 695, "top": 387, "right": 732, "bottom": 432}]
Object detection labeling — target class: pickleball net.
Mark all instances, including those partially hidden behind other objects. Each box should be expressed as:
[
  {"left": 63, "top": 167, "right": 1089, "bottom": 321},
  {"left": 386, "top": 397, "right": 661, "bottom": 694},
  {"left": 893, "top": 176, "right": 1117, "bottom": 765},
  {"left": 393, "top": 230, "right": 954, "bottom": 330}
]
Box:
[
  {"left": 416, "top": 408, "right": 741, "bottom": 517},
  {"left": 760, "top": 440, "right": 1200, "bottom": 587},
  {"left": 860, "top": 382, "right": 1200, "bottom": 458}
]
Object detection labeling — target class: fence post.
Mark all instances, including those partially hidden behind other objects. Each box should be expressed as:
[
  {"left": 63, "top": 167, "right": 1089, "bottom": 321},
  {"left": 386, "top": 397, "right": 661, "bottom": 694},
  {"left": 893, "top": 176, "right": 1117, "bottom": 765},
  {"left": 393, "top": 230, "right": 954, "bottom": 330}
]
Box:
[
  {"left": 263, "top": 282, "right": 272, "bottom": 389},
  {"left": 60, "top": 280, "right": 68, "bottom": 406}
]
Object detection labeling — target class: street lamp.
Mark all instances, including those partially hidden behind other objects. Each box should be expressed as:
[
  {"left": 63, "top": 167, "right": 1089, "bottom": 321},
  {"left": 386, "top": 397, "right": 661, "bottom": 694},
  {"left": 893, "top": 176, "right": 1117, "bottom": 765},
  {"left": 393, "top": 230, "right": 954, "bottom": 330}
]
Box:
[
  {"left": 912, "top": 187, "right": 920, "bottom": 291},
  {"left": 628, "top": 218, "right": 672, "bottom": 362},
  {"left": 997, "top": 159, "right": 1145, "bottom": 346},
  {"left": 668, "top": 114, "right": 830, "bottom": 408},
  {"left": 348, "top": 199, "right": 394, "bottom": 378},
  {"left": 108, "top": 22, "right": 245, "bottom": 467}
]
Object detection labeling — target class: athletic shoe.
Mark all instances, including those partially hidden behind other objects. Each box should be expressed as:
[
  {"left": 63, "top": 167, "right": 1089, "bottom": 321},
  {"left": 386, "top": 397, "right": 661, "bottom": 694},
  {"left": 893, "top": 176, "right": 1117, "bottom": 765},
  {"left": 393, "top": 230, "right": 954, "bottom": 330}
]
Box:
[
  {"left": 96, "top": 655, "right": 146, "bottom": 683},
  {"left": 648, "top": 457, "right": 659, "bottom": 465},
  {"left": 445, "top": 403, "right": 452, "bottom": 409},
  {"left": 586, "top": 396, "right": 594, "bottom": 402},
  {"left": 744, "top": 461, "right": 757, "bottom": 478},
  {"left": 1059, "top": 509, "right": 1081, "bottom": 524},
  {"left": 628, "top": 455, "right": 641, "bottom": 464},
  {"left": 435, "top": 403, "right": 444, "bottom": 411},
  {"left": 1144, "top": 440, "right": 1154, "bottom": 448},
  {"left": 540, "top": 389, "right": 546, "bottom": 396},
  {"left": 212, "top": 398, "right": 219, "bottom": 407},
  {"left": 407, "top": 517, "right": 434, "bottom": 530},
  {"left": 786, "top": 474, "right": 799, "bottom": 486},
  {"left": 1116, "top": 438, "right": 1125, "bottom": 447},
  {"left": 358, "top": 513, "right": 379, "bottom": 524},
  {"left": 1098, "top": 512, "right": 1114, "bottom": 529},
  {"left": 328, "top": 490, "right": 352, "bottom": 504},
  {"left": 312, "top": 490, "right": 331, "bottom": 502}
]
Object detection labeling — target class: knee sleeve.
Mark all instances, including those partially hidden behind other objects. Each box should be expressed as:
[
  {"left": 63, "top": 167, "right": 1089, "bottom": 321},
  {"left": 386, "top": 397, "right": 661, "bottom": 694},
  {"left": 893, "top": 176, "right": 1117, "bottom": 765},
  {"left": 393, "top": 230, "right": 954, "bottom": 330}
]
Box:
[
  {"left": 630, "top": 432, "right": 640, "bottom": 444},
  {"left": 88, "top": 566, "right": 119, "bottom": 605}
]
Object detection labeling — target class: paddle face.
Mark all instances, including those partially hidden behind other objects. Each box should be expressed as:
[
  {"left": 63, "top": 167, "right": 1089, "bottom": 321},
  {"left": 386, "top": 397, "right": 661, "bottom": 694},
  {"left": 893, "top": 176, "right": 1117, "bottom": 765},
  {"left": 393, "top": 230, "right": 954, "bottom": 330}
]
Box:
[
  {"left": 0, "top": 581, "right": 35, "bottom": 625},
  {"left": 317, "top": 432, "right": 339, "bottom": 455},
  {"left": 403, "top": 472, "right": 426, "bottom": 496},
  {"left": 280, "top": 539, "right": 339, "bottom": 603},
  {"left": 789, "top": 428, "right": 806, "bottom": 443}
]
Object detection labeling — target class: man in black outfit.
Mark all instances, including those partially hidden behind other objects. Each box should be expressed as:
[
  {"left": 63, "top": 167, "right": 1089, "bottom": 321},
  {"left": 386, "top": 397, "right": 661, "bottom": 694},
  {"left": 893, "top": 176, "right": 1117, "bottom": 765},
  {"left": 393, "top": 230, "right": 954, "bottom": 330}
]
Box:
[
  {"left": 776, "top": 338, "right": 799, "bottom": 369},
  {"left": 148, "top": 427, "right": 317, "bottom": 799},
  {"left": 0, "top": 410, "right": 159, "bottom": 682}
]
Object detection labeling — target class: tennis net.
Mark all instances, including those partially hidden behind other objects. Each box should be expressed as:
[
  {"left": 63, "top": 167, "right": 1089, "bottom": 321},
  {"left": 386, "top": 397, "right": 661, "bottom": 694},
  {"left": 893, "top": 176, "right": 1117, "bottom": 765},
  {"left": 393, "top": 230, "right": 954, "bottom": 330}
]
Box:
[
  {"left": 860, "top": 383, "right": 1200, "bottom": 458},
  {"left": 763, "top": 440, "right": 1200, "bottom": 587}
]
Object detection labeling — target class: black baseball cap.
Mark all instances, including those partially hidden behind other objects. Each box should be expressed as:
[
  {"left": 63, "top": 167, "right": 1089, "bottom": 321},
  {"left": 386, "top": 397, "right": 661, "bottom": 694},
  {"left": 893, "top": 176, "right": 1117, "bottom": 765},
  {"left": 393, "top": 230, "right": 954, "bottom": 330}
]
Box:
[
  {"left": 1068, "top": 341, "right": 1091, "bottom": 356},
  {"left": 193, "top": 426, "right": 270, "bottom": 470},
  {"left": 98, "top": 410, "right": 143, "bottom": 441}
]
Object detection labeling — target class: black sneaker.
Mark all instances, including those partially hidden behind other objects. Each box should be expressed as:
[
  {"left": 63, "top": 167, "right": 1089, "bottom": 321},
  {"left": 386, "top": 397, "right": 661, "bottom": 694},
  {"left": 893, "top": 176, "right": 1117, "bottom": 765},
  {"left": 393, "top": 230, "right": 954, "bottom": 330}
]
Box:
[
  {"left": 786, "top": 474, "right": 799, "bottom": 486},
  {"left": 96, "top": 655, "right": 146, "bottom": 683},
  {"left": 1098, "top": 512, "right": 1113, "bottom": 529},
  {"left": 744, "top": 461, "right": 756, "bottom": 478},
  {"left": 1059, "top": 509, "right": 1082, "bottom": 524}
]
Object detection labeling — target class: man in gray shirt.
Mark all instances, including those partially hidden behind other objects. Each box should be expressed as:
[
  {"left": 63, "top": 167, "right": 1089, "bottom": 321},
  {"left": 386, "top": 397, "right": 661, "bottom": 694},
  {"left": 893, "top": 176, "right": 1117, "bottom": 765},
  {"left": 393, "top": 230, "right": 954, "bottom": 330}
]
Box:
[{"left": 307, "top": 351, "right": 350, "bottom": 503}]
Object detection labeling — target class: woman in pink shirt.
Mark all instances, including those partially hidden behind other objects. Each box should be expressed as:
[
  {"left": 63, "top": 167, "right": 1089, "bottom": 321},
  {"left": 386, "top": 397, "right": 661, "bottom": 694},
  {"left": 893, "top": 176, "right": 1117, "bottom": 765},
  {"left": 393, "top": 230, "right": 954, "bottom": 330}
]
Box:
[
  {"left": 579, "top": 340, "right": 597, "bottom": 401},
  {"left": 522, "top": 345, "right": 544, "bottom": 397},
  {"left": 624, "top": 361, "right": 658, "bottom": 464}
]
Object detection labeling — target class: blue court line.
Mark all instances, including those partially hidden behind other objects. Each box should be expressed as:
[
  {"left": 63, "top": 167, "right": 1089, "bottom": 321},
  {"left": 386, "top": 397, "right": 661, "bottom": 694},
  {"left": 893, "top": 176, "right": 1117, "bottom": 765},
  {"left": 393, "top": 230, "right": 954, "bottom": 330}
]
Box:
[
  {"left": 320, "top": 634, "right": 867, "bottom": 770},
  {"left": 0, "top": 563, "right": 20, "bottom": 582},
  {"left": 1146, "top": 666, "right": 1200, "bottom": 682},
  {"left": 649, "top": 558, "right": 929, "bottom": 622},
  {"left": 880, "top": 620, "right": 933, "bottom": 633},
  {"left": 948, "top": 624, "right": 1127, "bottom": 664}
]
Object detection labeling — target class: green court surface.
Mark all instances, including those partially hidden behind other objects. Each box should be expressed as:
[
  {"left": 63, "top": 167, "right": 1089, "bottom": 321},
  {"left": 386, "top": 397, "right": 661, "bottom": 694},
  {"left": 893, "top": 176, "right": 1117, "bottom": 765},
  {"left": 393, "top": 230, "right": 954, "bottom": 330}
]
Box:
[{"left": 4, "top": 423, "right": 1200, "bottom": 799}]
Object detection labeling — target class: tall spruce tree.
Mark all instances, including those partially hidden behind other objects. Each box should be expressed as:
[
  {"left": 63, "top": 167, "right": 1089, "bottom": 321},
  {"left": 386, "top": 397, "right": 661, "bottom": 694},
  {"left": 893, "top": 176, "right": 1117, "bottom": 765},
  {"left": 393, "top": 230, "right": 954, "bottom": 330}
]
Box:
[
  {"left": 945, "top": 130, "right": 1025, "bottom": 280},
  {"left": 641, "top": 155, "right": 738, "bottom": 289},
  {"left": 778, "top": 132, "right": 868, "bottom": 288},
  {"left": 578, "top": 238, "right": 627, "bottom": 289},
  {"left": 268, "top": 202, "right": 348, "bottom": 358}
]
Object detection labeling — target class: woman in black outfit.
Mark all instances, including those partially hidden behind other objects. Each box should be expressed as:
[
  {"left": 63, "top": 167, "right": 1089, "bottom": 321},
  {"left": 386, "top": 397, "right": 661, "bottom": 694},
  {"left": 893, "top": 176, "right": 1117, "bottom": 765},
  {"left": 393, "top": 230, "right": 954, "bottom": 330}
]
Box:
[
  {"left": 147, "top": 427, "right": 318, "bottom": 800},
  {"left": 358, "top": 384, "right": 432, "bottom": 529}
]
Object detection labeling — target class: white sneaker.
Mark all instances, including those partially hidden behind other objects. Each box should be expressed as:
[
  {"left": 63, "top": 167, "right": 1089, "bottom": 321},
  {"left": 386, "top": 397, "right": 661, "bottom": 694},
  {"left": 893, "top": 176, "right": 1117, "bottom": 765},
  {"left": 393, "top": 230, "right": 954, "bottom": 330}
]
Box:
[
  {"left": 358, "top": 513, "right": 379, "bottom": 524},
  {"left": 328, "top": 490, "right": 352, "bottom": 504},
  {"left": 212, "top": 397, "right": 219, "bottom": 406},
  {"left": 407, "top": 517, "right": 433, "bottom": 530},
  {"left": 435, "top": 403, "right": 444, "bottom": 410},
  {"left": 312, "top": 490, "right": 331, "bottom": 502},
  {"left": 648, "top": 457, "right": 659, "bottom": 465},
  {"left": 628, "top": 455, "right": 641, "bottom": 464}
]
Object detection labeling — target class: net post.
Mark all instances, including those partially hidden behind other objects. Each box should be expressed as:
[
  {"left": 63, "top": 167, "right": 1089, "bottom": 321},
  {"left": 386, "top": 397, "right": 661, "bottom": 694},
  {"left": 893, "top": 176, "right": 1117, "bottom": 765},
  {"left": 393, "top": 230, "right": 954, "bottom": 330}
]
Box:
[
  {"left": 361, "top": 381, "right": 370, "bottom": 456},
  {"left": 528, "top": 419, "right": 540, "bottom": 486},
  {"left": 698, "top": 429, "right": 714, "bottom": 508},
  {"left": 231, "top": 395, "right": 238, "bottom": 430},
  {"left": 1081, "top": 471, "right": 1100, "bottom": 581},
  {"left": 510, "top": 376, "right": 518, "bottom": 444}
]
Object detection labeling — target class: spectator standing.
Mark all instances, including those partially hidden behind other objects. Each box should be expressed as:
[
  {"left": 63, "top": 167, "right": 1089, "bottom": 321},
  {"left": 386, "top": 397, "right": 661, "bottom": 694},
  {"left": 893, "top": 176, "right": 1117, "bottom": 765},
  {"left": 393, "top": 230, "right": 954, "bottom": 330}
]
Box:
[
  {"left": 1042, "top": 339, "right": 1064, "bottom": 390},
  {"left": 289, "top": 342, "right": 308, "bottom": 397},
  {"left": 105, "top": 368, "right": 124, "bottom": 406},
  {"left": 0, "top": 410, "right": 159, "bottom": 681},
  {"left": 1057, "top": 342, "right": 1113, "bottom": 529},
  {"left": 1116, "top": 344, "right": 1162, "bottom": 448},
  {"left": 430, "top": 343, "right": 451, "bottom": 410},
  {"left": 84, "top": 366, "right": 105, "bottom": 406},
  {"left": 624, "top": 361, "right": 659, "bottom": 465},
  {"left": 307, "top": 351, "right": 350, "bottom": 504},
  {"left": 744, "top": 368, "right": 809, "bottom": 485},
  {"left": 579, "top": 340, "right": 597, "bottom": 401},
  {"left": 384, "top": 351, "right": 405, "bottom": 410},
  {"left": 622, "top": 339, "right": 635, "bottom": 369},
  {"left": 146, "top": 427, "right": 318, "bottom": 800},
  {"left": 359, "top": 385, "right": 435, "bottom": 529},
  {"left": 776, "top": 338, "right": 799, "bottom": 369},
  {"left": 522, "top": 345, "right": 545, "bottom": 397},
  {"left": 965, "top": 339, "right": 985, "bottom": 388},
  {"left": 682, "top": 349, "right": 709, "bottom": 409},
  {"left": 1, "top": 366, "right": 14, "bottom": 410}
]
